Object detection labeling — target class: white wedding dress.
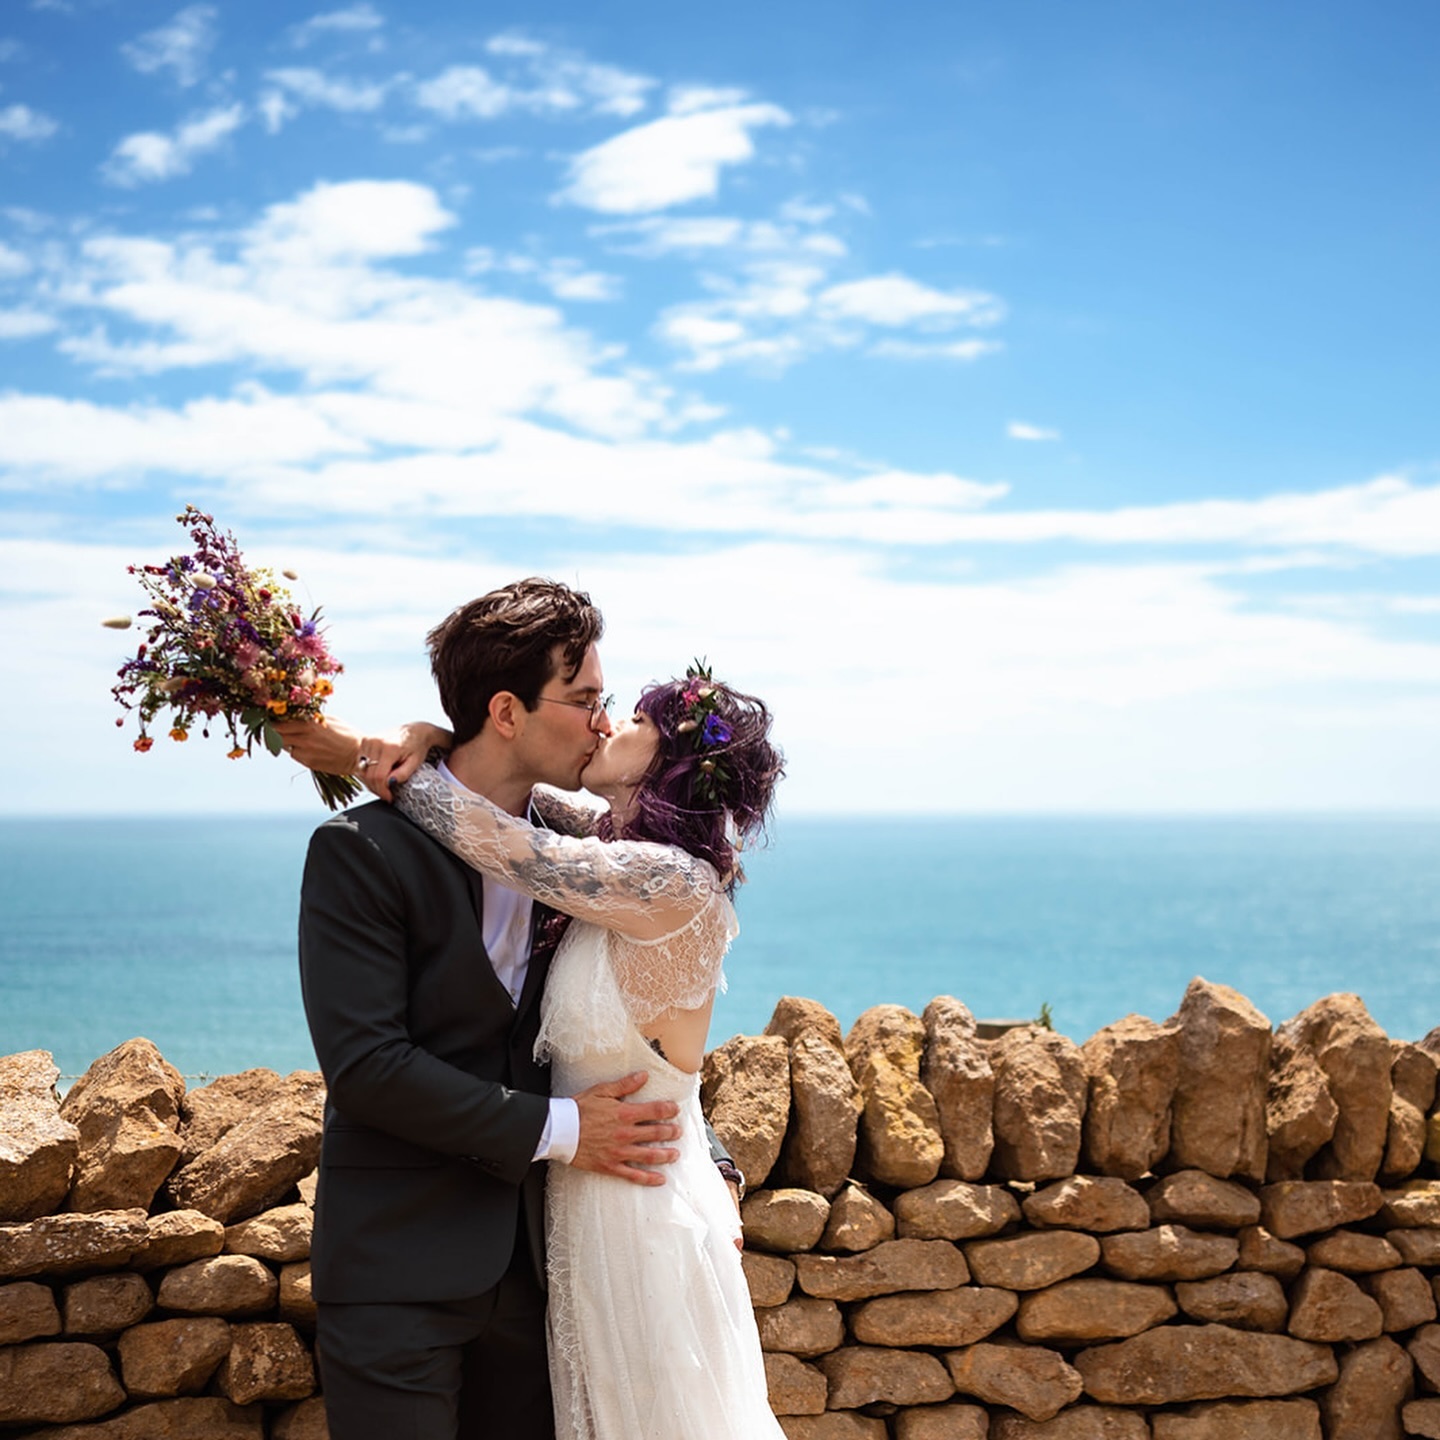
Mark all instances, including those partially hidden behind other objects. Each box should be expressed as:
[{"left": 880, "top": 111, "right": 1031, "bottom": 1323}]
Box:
[{"left": 398, "top": 766, "right": 785, "bottom": 1440}]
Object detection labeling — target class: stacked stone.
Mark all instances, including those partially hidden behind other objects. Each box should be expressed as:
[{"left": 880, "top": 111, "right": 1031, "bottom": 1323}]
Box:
[
  {"left": 0, "top": 1041, "right": 327, "bottom": 1438},
  {"left": 704, "top": 981, "right": 1440, "bottom": 1440}
]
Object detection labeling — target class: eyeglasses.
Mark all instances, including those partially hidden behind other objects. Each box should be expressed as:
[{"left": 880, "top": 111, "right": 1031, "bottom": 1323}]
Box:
[{"left": 536, "top": 693, "right": 614, "bottom": 728}]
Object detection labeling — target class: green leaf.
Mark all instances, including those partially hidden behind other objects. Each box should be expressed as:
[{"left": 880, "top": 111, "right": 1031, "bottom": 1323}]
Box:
[{"left": 262, "top": 722, "right": 285, "bottom": 757}]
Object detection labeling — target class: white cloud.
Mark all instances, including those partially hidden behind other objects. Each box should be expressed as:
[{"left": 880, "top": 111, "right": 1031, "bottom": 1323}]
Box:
[
  {"left": 465, "top": 247, "right": 621, "bottom": 302},
  {"left": 0, "top": 308, "right": 56, "bottom": 338},
  {"left": 558, "top": 101, "right": 792, "bottom": 214},
  {"left": 0, "top": 241, "right": 31, "bottom": 276},
  {"left": 290, "top": 4, "right": 384, "bottom": 47},
  {"left": 264, "top": 67, "right": 393, "bottom": 113},
  {"left": 258, "top": 91, "right": 299, "bottom": 135},
  {"left": 120, "top": 5, "right": 217, "bottom": 88},
  {"left": 0, "top": 103, "right": 58, "bottom": 142},
  {"left": 1008, "top": 421, "right": 1060, "bottom": 441},
  {"left": 415, "top": 66, "right": 512, "bottom": 120},
  {"left": 817, "top": 274, "right": 1003, "bottom": 328},
  {"left": 103, "top": 103, "right": 245, "bottom": 186},
  {"left": 869, "top": 338, "right": 1000, "bottom": 361}
]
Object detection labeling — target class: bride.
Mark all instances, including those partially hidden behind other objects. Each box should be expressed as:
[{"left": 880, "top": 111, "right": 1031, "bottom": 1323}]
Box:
[{"left": 296, "top": 666, "right": 785, "bottom": 1440}]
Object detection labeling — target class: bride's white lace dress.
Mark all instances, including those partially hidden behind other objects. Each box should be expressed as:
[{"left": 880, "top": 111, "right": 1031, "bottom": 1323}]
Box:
[{"left": 398, "top": 766, "right": 785, "bottom": 1440}]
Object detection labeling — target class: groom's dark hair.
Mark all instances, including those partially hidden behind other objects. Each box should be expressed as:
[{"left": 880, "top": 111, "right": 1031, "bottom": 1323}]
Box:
[{"left": 427, "top": 577, "right": 604, "bottom": 745}]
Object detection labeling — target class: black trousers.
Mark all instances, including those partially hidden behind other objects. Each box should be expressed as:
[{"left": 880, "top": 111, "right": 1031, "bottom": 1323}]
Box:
[{"left": 316, "top": 1223, "right": 554, "bottom": 1440}]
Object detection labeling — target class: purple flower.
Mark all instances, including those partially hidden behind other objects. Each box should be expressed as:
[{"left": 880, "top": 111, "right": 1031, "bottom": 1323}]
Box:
[{"left": 701, "top": 714, "right": 732, "bottom": 747}]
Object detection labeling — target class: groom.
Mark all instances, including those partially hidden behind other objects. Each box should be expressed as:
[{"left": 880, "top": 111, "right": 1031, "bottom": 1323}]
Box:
[{"left": 297, "top": 578, "right": 685, "bottom": 1440}]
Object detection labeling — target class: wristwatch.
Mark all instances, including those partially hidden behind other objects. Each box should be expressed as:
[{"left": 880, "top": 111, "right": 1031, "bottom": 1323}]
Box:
[{"left": 715, "top": 1159, "right": 746, "bottom": 1201}]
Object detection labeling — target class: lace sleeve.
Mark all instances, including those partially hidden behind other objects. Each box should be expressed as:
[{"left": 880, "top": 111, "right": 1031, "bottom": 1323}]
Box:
[
  {"left": 395, "top": 763, "right": 719, "bottom": 944},
  {"left": 530, "top": 785, "right": 603, "bottom": 838}
]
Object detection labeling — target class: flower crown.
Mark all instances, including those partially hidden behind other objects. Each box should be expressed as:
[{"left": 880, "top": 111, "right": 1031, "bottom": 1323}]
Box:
[{"left": 675, "top": 659, "right": 732, "bottom": 807}]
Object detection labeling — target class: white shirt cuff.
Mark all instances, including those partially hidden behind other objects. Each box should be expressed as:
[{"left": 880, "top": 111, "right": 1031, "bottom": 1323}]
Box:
[{"left": 533, "top": 1097, "right": 580, "bottom": 1164}]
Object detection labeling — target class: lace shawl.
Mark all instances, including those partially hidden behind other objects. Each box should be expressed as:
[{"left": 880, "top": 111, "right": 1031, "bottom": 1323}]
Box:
[{"left": 396, "top": 764, "right": 736, "bottom": 1030}]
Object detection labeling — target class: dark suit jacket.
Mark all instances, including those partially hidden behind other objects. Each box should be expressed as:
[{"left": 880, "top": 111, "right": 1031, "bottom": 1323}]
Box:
[{"left": 298, "top": 800, "right": 556, "bottom": 1305}]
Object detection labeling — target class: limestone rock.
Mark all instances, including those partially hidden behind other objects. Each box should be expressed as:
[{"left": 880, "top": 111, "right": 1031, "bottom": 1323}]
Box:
[
  {"left": 779, "top": 1412, "right": 886, "bottom": 1438},
  {"left": 993, "top": 1411, "right": 1151, "bottom": 1440},
  {"left": 272, "top": 1397, "right": 330, "bottom": 1440},
  {"left": 755, "top": 1296, "right": 844, "bottom": 1356},
  {"left": 62, "top": 1273, "right": 154, "bottom": 1335},
  {"left": 1017, "top": 1278, "right": 1177, "bottom": 1343},
  {"left": 165, "top": 1071, "right": 324, "bottom": 1224},
  {"left": 60, "top": 1038, "right": 185, "bottom": 1213},
  {"left": 990, "top": 1025, "right": 1087, "bottom": 1183},
  {"left": 1258, "top": 1179, "right": 1382, "bottom": 1238},
  {"left": 117, "top": 1317, "right": 232, "bottom": 1398},
  {"left": 1236, "top": 1224, "right": 1305, "bottom": 1278},
  {"left": 894, "top": 1179, "right": 1021, "bottom": 1241},
  {"left": 766, "top": 996, "right": 845, "bottom": 1050},
  {"left": 1277, "top": 994, "right": 1392, "bottom": 1181},
  {"left": 1388, "top": 1227, "right": 1440, "bottom": 1264},
  {"left": 1382, "top": 1043, "right": 1438, "bottom": 1182},
  {"left": 1023, "top": 1176, "right": 1148, "bottom": 1233},
  {"left": 10, "top": 1396, "right": 264, "bottom": 1439},
  {"left": 1265, "top": 1034, "right": 1338, "bottom": 1181},
  {"left": 742, "top": 1251, "right": 795, "bottom": 1307},
  {"left": 0, "top": 1281, "right": 59, "bottom": 1344},
  {"left": 851, "top": 1287, "right": 1017, "bottom": 1348},
  {"left": 1411, "top": 1323, "right": 1440, "bottom": 1390},
  {"left": 741, "top": 1188, "right": 831, "bottom": 1254},
  {"left": 782, "top": 1032, "right": 860, "bottom": 1197},
  {"left": 223, "top": 1202, "right": 312, "bottom": 1263},
  {"left": 278, "top": 1262, "right": 316, "bottom": 1327},
  {"left": 1322, "top": 1335, "right": 1413, "bottom": 1440},
  {"left": 1081, "top": 1013, "right": 1179, "bottom": 1180},
  {"left": 921, "top": 996, "right": 994, "bottom": 1180},
  {"left": 0, "top": 1341, "right": 125, "bottom": 1425},
  {"left": 895, "top": 1404, "right": 989, "bottom": 1440},
  {"left": 1305, "top": 1228, "right": 1401, "bottom": 1272},
  {"left": 1168, "top": 979, "right": 1270, "bottom": 1181},
  {"left": 155, "top": 1255, "right": 278, "bottom": 1317},
  {"left": 0, "top": 1050, "right": 78, "bottom": 1221},
  {"left": 1075, "top": 1324, "right": 1337, "bottom": 1405},
  {"left": 0, "top": 1209, "right": 149, "bottom": 1279},
  {"left": 1381, "top": 1179, "right": 1440, "bottom": 1227},
  {"left": 819, "top": 1183, "right": 894, "bottom": 1252},
  {"left": 1365, "top": 1266, "right": 1437, "bottom": 1332},
  {"left": 819, "top": 1346, "right": 954, "bottom": 1408},
  {"left": 1173, "top": 1272, "right": 1287, "bottom": 1331},
  {"left": 1406, "top": 1399, "right": 1440, "bottom": 1440},
  {"left": 845, "top": 1006, "right": 944, "bottom": 1188},
  {"left": 1099, "top": 1225, "right": 1238, "bottom": 1282},
  {"left": 1151, "top": 1399, "right": 1321, "bottom": 1439},
  {"left": 133, "top": 1210, "right": 226, "bottom": 1270},
  {"left": 215, "top": 1322, "right": 316, "bottom": 1404},
  {"left": 296, "top": 1170, "right": 318, "bottom": 1208},
  {"left": 177, "top": 1070, "right": 283, "bottom": 1167},
  {"left": 794, "top": 1238, "right": 968, "bottom": 1301},
  {"left": 1146, "top": 1170, "right": 1261, "bottom": 1230},
  {"left": 700, "top": 1035, "right": 791, "bottom": 1192},
  {"left": 1287, "top": 1267, "right": 1383, "bottom": 1342},
  {"left": 965, "top": 1231, "right": 1101, "bottom": 1291},
  {"left": 945, "top": 1340, "right": 1083, "bottom": 1422},
  {"left": 764, "top": 1352, "right": 827, "bottom": 1415}
]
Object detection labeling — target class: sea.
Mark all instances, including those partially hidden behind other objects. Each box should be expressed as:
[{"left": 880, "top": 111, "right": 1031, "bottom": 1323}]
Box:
[{"left": 3, "top": 814, "right": 1439, "bottom": 1084}]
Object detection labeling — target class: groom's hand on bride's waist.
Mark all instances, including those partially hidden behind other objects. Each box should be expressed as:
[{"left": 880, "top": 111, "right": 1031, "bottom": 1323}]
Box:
[{"left": 569, "top": 1071, "right": 682, "bottom": 1185}]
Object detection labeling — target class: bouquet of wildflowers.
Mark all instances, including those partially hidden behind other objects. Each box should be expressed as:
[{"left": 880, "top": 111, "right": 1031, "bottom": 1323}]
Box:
[{"left": 109, "top": 505, "right": 361, "bottom": 810}]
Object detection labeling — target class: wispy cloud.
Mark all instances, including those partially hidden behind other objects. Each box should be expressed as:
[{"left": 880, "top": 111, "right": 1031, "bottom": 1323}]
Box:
[
  {"left": 466, "top": 247, "right": 621, "bottom": 302},
  {"left": 120, "top": 5, "right": 218, "bottom": 88},
  {"left": 816, "top": 274, "right": 1003, "bottom": 328},
  {"left": 264, "top": 67, "right": 394, "bottom": 114},
  {"left": 1008, "top": 421, "right": 1060, "bottom": 441},
  {"left": 289, "top": 4, "right": 385, "bottom": 48},
  {"left": 0, "top": 103, "right": 59, "bottom": 142},
  {"left": 557, "top": 97, "right": 792, "bottom": 214},
  {"left": 102, "top": 103, "right": 245, "bottom": 185}
]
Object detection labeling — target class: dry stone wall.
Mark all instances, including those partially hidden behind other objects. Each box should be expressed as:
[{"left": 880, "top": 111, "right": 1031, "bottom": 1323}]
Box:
[{"left": 3, "top": 980, "right": 1440, "bottom": 1438}]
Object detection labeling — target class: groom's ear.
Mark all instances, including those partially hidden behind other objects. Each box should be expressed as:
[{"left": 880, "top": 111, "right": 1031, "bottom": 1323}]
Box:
[{"left": 488, "top": 689, "right": 524, "bottom": 740}]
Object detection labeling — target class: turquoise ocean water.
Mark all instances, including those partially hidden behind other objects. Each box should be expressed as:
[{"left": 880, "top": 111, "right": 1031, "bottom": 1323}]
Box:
[{"left": 3, "top": 814, "right": 1439, "bottom": 1082}]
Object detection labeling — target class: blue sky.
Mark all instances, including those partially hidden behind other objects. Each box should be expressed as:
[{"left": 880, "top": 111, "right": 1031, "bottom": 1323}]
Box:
[{"left": 3, "top": 0, "right": 1439, "bottom": 814}]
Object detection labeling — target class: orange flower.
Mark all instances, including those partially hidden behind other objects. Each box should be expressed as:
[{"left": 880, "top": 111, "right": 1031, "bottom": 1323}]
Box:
[
  {"left": 266, "top": 698, "right": 288, "bottom": 715},
  {"left": 133, "top": 735, "right": 154, "bottom": 753},
  {"left": 169, "top": 727, "right": 188, "bottom": 742},
  {"left": 314, "top": 678, "right": 333, "bottom": 698},
  {"left": 227, "top": 746, "right": 246, "bottom": 760}
]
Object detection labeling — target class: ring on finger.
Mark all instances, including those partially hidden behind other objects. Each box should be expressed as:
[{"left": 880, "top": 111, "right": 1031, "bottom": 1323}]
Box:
[{"left": 357, "top": 755, "right": 372, "bottom": 770}]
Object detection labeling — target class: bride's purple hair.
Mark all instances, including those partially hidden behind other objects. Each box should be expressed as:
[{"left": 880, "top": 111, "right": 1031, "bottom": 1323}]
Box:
[{"left": 598, "top": 674, "right": 783, "bottom": 890}]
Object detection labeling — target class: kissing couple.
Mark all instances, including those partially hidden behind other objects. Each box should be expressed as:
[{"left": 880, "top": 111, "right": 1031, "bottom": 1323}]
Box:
[{"left": 279, "top": 576, "right": 786, "bottom": 1440}]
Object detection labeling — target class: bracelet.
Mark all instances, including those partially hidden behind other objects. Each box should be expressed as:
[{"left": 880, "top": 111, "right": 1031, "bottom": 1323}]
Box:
[{"left": 715, "top": 1159, "right": 746, "bottom": 1201}]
